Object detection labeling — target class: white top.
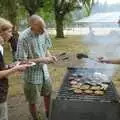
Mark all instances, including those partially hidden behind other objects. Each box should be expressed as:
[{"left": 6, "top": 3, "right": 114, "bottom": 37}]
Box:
[{"left": 0, "top": 45, "right": 3, "bottom": 55}]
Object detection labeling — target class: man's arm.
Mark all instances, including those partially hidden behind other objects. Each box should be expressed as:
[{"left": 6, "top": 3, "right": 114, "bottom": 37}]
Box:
[
  {"left": 46, "top": 50, "right": 57, "bottom": 62},
  {"left": 27, "top": 50, "right": 57, "bottom": 64},
  {"left": 98, "top": 57, "right": 120, "bottom": 64},
  {"left": 104, "top": 59, "right": 120, "bottom": 64},
  {"left": 26, "top": 56, "right": 54, "bottom": 64}
]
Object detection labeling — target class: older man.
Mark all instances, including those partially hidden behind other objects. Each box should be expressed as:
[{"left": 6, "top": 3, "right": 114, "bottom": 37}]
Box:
[{"left": 16, "top": 15, "right": 57, "bottom": 120}]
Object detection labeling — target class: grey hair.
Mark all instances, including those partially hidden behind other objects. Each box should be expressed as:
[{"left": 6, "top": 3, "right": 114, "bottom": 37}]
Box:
[{"left": 29, "top": 15, "right": 46, "bottom": 28}]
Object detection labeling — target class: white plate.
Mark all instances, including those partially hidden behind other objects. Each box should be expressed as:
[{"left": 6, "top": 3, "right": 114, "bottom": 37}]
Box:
[
  {"left": 29, "top": 62, "right": 36, "bottom": 66},
  {"left": 17, "top": 61, "right": 36, "bottom": 66}
]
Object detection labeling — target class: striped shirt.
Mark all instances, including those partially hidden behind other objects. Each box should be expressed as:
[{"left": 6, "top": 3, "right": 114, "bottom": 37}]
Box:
[{"left": 16, "top": 28, "right": 52, "bottom": 84}]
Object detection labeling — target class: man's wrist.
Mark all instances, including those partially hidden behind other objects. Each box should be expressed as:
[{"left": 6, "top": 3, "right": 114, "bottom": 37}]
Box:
[{"left": 37, "top": 57, "right": 45, "bottom": 63}]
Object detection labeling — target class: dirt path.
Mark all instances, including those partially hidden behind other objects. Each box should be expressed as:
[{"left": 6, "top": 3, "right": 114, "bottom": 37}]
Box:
[{"left": 8, "top": 95, "right": 30, "bottom": 120}]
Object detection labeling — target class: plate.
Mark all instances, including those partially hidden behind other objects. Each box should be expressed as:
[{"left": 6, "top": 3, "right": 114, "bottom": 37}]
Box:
[{"left": 17, "top": 61, "right": 36, "bottom": 66}]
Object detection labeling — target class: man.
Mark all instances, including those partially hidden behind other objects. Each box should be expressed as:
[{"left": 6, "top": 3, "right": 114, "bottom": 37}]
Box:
[
  {"left": 0, "top": 17, "right": 31, "bottom": 120},
  {"left": 16, "top": 15, "right": 57, "bottom": 120}
]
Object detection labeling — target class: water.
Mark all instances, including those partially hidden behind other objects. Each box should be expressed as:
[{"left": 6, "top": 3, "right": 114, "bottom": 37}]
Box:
[{"left": 79, "top": 0, "right": 120, "bottom": 79}]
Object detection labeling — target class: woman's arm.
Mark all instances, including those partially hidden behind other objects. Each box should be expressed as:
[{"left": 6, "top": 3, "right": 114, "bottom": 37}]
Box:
[
  {"left": 0, "top": 64, "right": 31, "bottom": 79},
  {"left": 0, "top": 68, "right": 16, "bottom": 79}
]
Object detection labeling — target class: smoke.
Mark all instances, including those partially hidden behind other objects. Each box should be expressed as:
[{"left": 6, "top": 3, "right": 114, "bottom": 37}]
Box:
[{"left": 82, "top": 0, "right": 120, "bottom": 79}]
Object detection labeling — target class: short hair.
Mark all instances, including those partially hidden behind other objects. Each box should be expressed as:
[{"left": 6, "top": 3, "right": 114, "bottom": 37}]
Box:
[
  {"left": 0, "top": 18, "right": 13, "bottom": 33},
  {"left": 29, "top": 15, "right": 46, "bottom": 28}
]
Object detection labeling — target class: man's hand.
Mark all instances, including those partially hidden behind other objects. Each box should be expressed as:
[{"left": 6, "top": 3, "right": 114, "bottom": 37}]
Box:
[
  {"left": 42, "top": 56, "right": 57, "bottom": 64},
  {"left": 51, "top": 56, "right": 57, "bottom": 62},
  {"left": 42, "top": 57, "right": 54, "bottom": 64},
  {"left": 98, "top": 57, "right": 111, "bottom": 64}
]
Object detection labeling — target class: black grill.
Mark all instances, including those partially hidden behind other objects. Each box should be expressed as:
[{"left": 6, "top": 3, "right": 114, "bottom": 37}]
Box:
[
  {"left": 50, "top": 67, "right": 120, "bottom": 120},
  {"left": 57, "top": 67, "right": 119, "bottom": 102},
  {"left": 57, "top": 83, "right": 119, "bottom": 102}
]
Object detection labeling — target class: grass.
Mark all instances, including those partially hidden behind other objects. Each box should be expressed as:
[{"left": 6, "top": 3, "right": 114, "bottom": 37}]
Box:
[
  {"left": 4, "top": 35, "right": 88, "bottom": 96},
  {"left": 50, "top": 36, "right": 88, "bottom": 53}
]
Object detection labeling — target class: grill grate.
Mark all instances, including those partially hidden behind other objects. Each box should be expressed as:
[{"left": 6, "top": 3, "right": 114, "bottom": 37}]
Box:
[{"left": 56, "top": 67, "right": 119, "bottom": 103}]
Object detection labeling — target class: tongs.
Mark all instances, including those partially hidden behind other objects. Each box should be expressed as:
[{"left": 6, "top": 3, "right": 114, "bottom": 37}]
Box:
[
  {"left": 76, "top": 53, "right": 98, "bottom": 62},
  {"left": 57, "top": 52, "right": 69, "bottom": 61}
]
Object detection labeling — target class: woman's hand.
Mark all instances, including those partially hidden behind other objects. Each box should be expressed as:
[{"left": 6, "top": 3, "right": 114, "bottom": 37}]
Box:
[{"left": 12, "top": 62, "right": 31, "bottom": 72}]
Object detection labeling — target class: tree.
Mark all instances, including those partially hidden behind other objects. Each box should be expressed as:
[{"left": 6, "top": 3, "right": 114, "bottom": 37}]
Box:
[
  {"left": 80, "top": 0, "right": 94, "bottom": 15},
  {"left": 37, "top": 0, "right": 54, "bottom": 27},
  {"left": 54, "top": 0, "right": 79, "bottom": 38},
  {"left": 0, "top": 0, "right": 18, "bottom": 26},
  {"left": 21, "top": 0, "right": 44, "bottom": 16},
  {"left": 54, "top": 0, "right": 94, "bottom": 38}
]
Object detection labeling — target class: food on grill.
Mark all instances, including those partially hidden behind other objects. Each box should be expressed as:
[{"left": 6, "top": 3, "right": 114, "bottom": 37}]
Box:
[
  {"left": 84, "top": 90, "right": 93, "bottom": 94},
  {"left": 70, "top": 80, "right": 78, "bottom": 85},
  {"left": 69, "top": 88, "right": 76, "bottom": 91},
  {"left": 100, "top": 84, "right": 109, "bottom": 90},
  {"left": 90, "top": 85, "right": 101, "bottom": 90},
  {"left": 77, "top": 75, "right": 83, "bottom": 78},
  {"left": 94, "top": 90, "right": 104, "bottom": 95},
  {"left": 76, "top": 83, "right": 82, "bottom": 89},
  {"left": 80, "top": 84, "right": 90, "bottom": 90},
  {"left": 74, "top": 89, "right": 83, "bottom": 94},
  {"left": 71, "top": 84, "right": 79, "bottom": 88},
  {"left": 71, "top": 83, "right": 82, "bottom": 89},
  {"left": 68, "top": 76, "right": 75, "bottom": 81},
  {"left": 74, "top": 78, "right": 81, "bottom": 82},
  {"left": 77, "top": 83, "right": 83, "bottom": 86},
  {"left": 71, "top": 73, "right": 78, "bottom": 77}
]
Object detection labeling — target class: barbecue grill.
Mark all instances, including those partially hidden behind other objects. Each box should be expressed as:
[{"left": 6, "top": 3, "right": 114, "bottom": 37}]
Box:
[{"left": 49, "top": 67, "right": 120, "bottom": 120}]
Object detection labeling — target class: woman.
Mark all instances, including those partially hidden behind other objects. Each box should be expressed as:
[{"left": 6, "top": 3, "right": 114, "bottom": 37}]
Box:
[{"left": 0, "top": 17, "right": 31, "bottom": 120}]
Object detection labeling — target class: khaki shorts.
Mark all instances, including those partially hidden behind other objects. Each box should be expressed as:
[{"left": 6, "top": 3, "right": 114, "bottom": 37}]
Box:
[
  {"left": 24, "top": 81, "right": 52, "bottom": 104},
  {"left": 0, "top": 102, "right": 8, "bottom": 120}
]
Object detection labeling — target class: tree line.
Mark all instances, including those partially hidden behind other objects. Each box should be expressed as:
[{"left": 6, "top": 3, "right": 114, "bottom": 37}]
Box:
[{"left": 0, "top": 0, "right": 94, "bottom": 38}]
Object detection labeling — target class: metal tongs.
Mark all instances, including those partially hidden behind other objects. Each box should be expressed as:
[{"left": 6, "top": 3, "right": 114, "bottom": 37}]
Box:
[
  {"left": 76, "top": 53, "right": 99, "bottom": 62},
  {"left": 57, "top": 52, "right": 69, "bottom": 61}
]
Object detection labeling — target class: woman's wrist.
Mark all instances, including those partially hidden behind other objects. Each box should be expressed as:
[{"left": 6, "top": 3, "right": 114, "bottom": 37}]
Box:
[{"left": 10, "top": 67, "right": 17, "bottom": 73}]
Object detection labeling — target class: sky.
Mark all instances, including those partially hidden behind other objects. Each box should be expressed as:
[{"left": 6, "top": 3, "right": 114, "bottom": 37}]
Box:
[{"left": 95, "top": 0, "right": 120, "bottom": 4}]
